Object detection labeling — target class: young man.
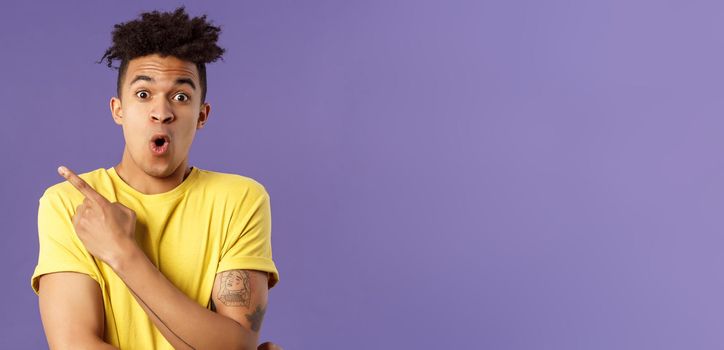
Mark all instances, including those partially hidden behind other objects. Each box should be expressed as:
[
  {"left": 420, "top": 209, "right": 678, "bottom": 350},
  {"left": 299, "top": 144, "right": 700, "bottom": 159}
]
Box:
[{"left": 30, "top": 8, "right": 282, "bottom": 350}]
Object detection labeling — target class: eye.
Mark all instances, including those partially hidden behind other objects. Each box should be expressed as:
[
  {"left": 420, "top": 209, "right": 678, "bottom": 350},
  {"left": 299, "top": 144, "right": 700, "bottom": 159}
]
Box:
[
  {"left": 173, "top": 93, "right": 189, "bottom": 102},
  {"left": 136, "top": 90, "right": 149, "bottom": 99}
]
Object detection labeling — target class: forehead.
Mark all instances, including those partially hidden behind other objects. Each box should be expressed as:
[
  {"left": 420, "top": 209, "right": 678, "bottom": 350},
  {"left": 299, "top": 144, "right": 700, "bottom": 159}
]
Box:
[{"left": 124, "top": 54, "right": 199, "bottom": 84}]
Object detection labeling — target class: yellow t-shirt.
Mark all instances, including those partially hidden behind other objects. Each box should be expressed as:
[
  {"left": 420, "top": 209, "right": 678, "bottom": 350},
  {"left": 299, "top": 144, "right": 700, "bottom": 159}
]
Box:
[{"left": 30, "top": 166, "right": 279, "bottom": 349}]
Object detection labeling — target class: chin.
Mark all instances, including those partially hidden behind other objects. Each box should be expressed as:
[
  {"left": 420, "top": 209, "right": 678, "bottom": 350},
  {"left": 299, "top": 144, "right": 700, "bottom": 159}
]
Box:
[{"left": 142, "top": 160, "right": 179, "bottom": 178}]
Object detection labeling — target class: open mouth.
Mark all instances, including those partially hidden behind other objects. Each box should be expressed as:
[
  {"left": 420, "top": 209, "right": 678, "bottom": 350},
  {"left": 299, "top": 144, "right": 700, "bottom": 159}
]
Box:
[{"left": 150, "top": 134, "right": 170, "bottom": 155}]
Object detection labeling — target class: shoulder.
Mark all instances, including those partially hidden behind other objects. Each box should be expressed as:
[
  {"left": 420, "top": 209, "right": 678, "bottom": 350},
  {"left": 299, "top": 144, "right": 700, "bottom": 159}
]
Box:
[{"left": 194, "top": 168, "right": 269, "bottom": 200}]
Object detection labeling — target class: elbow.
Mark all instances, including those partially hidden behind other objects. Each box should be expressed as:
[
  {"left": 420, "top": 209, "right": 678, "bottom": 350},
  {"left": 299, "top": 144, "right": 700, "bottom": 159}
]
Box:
[
  {"left": 236, "top": 339, "right": 257, "bottom": 350},
  {"left": 238, "top": 335, "right": 258, "bottom": 350},
  {"left": 235, "top": 325, "right": 259, "bottom": 350}
]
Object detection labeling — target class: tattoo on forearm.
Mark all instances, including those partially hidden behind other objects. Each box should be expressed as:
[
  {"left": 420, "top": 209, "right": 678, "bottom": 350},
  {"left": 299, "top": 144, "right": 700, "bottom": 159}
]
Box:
[
  {"left": 216, "top": 270, "right": 251, "bottom": 307},
  {"left": 246, "top": 305, "right": 267, "bottom": 332}
]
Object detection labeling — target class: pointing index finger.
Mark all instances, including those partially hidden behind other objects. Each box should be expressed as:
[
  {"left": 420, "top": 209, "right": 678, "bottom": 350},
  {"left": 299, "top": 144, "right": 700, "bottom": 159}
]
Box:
[{"left": 58, "top": 166, "right": 109, "bottom": 204}]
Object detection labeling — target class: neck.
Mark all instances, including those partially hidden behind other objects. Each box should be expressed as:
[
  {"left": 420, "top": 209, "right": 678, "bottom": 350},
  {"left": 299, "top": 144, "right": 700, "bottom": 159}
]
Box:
[{"left": 114, "top": 147, "right": 192, "bottom": 195}]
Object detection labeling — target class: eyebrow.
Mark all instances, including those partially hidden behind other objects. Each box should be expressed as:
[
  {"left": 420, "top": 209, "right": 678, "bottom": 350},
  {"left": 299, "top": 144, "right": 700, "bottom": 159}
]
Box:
[{"left": 129, "top": 75, "right": 196, "bottom": 90}]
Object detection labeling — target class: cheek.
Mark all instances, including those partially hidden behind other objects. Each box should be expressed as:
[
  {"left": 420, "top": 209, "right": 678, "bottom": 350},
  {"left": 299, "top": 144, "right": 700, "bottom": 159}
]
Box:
[
  {"left": 122, "top": 123, "right": 146, "bottom": 144},
  {"left": 119, "top": 121, "right": 149, "bottom": 152},
  {"left": 173, "top": 125, "right": 199, "bottom": 148}
]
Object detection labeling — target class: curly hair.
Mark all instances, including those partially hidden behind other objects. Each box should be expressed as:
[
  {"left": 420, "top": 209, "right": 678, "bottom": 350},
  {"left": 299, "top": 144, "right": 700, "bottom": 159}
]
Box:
[{"left": 99, "top": 7, "right": 225, "bottom": 103}]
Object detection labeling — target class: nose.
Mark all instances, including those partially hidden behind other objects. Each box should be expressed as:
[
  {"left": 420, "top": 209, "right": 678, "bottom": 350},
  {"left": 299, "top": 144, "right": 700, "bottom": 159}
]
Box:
[{"left": 149, "top": 99, "right": 175, "bottom": 124}]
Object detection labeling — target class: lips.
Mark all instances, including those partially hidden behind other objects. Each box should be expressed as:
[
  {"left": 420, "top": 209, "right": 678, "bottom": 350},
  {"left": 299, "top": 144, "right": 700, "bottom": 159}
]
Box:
[{"left": 149, "top": 133, "right": 171, "bottom": 156}]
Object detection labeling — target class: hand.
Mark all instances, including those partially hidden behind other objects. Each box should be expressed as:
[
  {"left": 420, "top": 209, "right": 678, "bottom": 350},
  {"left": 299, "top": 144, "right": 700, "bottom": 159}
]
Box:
[{"left": 58, "top": 166, "right": 138, "bottom": 268}]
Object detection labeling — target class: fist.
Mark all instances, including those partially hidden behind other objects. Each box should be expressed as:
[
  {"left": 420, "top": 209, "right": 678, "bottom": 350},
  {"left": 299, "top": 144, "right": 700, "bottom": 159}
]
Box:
[{"left": 59, "top": 166, "right": 138, "bottom": 266}]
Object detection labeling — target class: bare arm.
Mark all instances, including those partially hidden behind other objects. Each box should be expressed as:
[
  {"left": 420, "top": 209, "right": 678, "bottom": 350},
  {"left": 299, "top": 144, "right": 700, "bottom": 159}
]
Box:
[
  {"left": 113, "top": 249, "right": 260, "bottom": 349},
  {"left": 210, "top": 269, "right": 270, "bottom": 337},
  {"left": 111, "top": 247, "right": 263, "bottom": 350},
  {"left": 38, "top": 272, "right": 118, "bottom": 350}
]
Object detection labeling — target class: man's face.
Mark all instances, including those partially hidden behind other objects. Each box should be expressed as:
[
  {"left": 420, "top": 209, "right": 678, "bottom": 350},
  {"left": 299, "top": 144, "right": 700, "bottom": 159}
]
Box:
[{"left": 110, "top": 54, "right": 210, "bottom": 178}]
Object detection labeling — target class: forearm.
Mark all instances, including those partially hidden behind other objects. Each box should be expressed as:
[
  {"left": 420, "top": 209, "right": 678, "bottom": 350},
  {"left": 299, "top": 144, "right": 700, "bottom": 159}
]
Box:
[{"left": 110, "top": 245, "right": 255, "bottom": 350}]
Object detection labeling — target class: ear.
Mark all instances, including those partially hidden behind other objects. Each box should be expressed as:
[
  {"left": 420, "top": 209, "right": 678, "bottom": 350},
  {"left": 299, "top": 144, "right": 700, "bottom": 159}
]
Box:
[
  {"left": 196, "top": 102, "right": 211, "bottom": 129},
  {"left": 110, "top": 96, "right": 123, "bottom": 125}
]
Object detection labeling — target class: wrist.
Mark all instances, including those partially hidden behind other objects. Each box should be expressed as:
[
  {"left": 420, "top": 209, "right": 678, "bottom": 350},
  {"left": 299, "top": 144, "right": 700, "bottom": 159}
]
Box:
[{"left": 107, "top": 239, "right": 143, "bottom": 273}]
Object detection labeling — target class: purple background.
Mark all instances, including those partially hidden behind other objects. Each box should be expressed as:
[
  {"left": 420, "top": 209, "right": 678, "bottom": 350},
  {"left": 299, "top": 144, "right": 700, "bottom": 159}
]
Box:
[{"left": 2, "top": 0, "right": 724, "bottom": 349}]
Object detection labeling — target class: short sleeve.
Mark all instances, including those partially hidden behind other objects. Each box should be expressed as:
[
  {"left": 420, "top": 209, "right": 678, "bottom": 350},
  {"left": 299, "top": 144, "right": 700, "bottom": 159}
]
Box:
[
  {"left": 218, "top": 189, "right": 280, "bottom": 289},
  {"left": 30, "top": 189, "right": 101, "bottom": 295}
]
